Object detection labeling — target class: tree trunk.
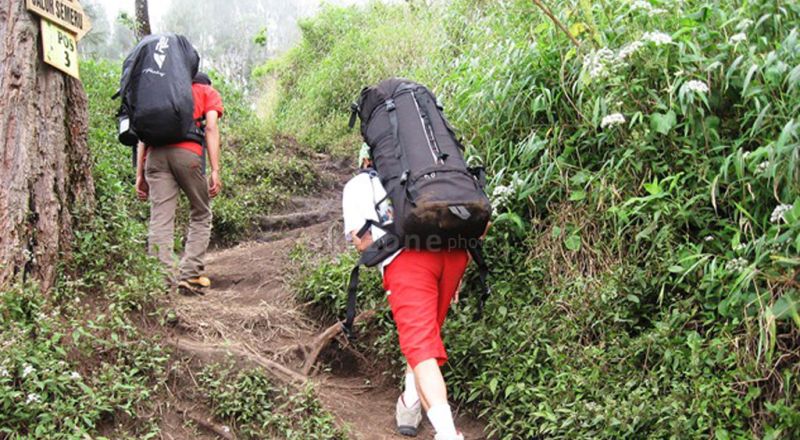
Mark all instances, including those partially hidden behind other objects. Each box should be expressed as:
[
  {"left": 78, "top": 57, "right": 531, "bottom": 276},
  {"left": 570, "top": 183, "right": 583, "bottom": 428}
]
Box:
[
  {"left": 0, "top": 1, "right": 94, "bottom": 291},
  {"left": 135, "top": 0, "right": 151, "bottom": 40}
]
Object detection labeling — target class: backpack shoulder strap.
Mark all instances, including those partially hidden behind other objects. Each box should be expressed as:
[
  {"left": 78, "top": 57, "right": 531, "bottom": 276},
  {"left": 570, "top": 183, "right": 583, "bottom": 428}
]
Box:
[
  {"left": 467, "top": 243, "right": 491, "bottom": 320},
  {"left": 342, "top": 220, "right": 379, "bottom": 341},
  {"left": 342, "top": 218, "right": 402, "bottom": 340}
]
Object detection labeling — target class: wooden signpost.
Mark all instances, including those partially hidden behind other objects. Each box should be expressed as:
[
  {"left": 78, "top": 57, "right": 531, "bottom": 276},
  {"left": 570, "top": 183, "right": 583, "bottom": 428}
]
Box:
[
  {"left": 41, "top": 18, "right": 80, "bottom": 79},
  {"left": 26, "top": 0, "right": 91, "bottom": 79}
]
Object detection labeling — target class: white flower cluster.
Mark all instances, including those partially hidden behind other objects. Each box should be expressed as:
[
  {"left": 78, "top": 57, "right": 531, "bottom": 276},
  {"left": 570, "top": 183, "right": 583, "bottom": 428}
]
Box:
[
  {"left": 642, "top": 31, "right": 673, "bottom": 45},
  {"left": 737, "top": 19, "right": 754, "bottom": 31},
  {"left": 618, "top": 41, "right": 645, "bottom": 60},
  {"left": 70, "top": 371, "right": 81, "bottom": 380},
  {"left": 601, "top": 113, "right": 626, "bottom": 128},
  {"left": 631, "top": 1, "right": 667, "bottom": 16},
  {"left": 22, "top": 364, "right": 35, "bottom": 378},
  {"left": 0, "top": 366, "right": 8, "bottom": 377},
  {"left": 729, "top": 33, "right": 747, "bottom": 44},
  {"left": 770, "top": 204, "right": 794, "bottom": 224},
  {"left": 491, "top": 176, "right": 524, "bottom": 210},
  {"left": 583, "top": 31, "right": 672, "bottom": 81},
  {"left": 756, "top": 161, "right": 770, "bottom": 173},
  {"left": 683, "top": 80, "right": 709, "bottom": 94},
  {"left": 725, "top": 257, "right": 749, "bottom": 272},
  {"left": 734, "top": 242, "right": 747, "bottom": 252},
  {"left": 26, "top": 393, "right": 41, "bottom": 405},
  {"left": 583, "top": 48, "right": 616, "bottom": 79},
  {"left": 704, "top": 235, "right": 714, "bottom": 242}
]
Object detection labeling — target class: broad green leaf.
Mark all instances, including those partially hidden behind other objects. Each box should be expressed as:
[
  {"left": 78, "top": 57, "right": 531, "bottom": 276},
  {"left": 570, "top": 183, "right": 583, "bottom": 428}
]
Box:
[
  {"left": 650, "top": 110, "right": 677, "bottom": 135},
  {"left": 569, "top": 190, "right": 586, "bottom": 201},
  {"left": 771, "top": 295, "right": 799, "bottom": 322},
  {"left": 569, "top": 22, "right": 587, "bottom": 37},
  {"left": 644, "top": 180, "right": 663, "bottom": 196},
  {"left": 565, "top": 234, "right": 581, "bottom": 251}
]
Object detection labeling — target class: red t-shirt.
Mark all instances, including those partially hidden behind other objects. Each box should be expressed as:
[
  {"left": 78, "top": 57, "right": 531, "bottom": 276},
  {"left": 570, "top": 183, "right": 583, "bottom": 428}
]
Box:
[{"left": 169, "top": 83, "right": 224, "bottom": 156}]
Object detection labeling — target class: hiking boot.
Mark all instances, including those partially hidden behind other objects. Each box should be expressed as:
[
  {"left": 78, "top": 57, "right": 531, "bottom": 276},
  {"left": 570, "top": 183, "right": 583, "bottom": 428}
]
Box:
[
  {"left": 434, "top": 433, "right": 464, "bottom": 440},
  {"left": 396, "top": 395, "right": 422, "bottom": 437},
  {"left": 177, "top": 276, "right": 210, "bottom": 295}
]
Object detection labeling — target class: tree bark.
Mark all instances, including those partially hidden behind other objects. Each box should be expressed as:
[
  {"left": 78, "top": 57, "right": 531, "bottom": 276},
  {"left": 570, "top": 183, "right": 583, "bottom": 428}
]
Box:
[
  {"left": 0, "top": 1, "right": 94, "bottom": 291},
  {"left": 135, "top": 0, "right": 151, "bottom": 40}
]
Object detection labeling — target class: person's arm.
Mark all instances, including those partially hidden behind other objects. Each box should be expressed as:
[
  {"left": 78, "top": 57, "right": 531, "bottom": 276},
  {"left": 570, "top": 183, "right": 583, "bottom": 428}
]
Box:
[
  {"left": 205, "top": 110, "right": 222, "bottom": 198},
  {"left": 342, "top": 177, "right": 374, "bottom": 253},
  {"left": 135, "top": 142, "right": 149, "bottom": 201}
]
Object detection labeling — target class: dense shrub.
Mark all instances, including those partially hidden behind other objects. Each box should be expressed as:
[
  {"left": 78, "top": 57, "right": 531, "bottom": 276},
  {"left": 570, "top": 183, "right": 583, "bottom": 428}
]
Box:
[
  {"left": 197, "top": 364, "right": 348, "bottom": 439},
  {"left": 275, "top": 0, "right": 800, "bottom": 438}
]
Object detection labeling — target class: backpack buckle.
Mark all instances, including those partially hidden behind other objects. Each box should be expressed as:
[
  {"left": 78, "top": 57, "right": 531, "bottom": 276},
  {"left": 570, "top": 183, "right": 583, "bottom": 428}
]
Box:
[
  {"left": 341, "top": 321, "right": 356, "bottom": 341},
  {"left": 348, "top": 102, "right": 360, "bottom": 129},
  {"left": 385, "top": 99, "right": 396, "bottom": 112}
]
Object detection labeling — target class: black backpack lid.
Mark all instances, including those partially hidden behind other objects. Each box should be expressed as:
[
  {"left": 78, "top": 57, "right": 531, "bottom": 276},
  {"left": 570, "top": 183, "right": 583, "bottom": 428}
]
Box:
[
  {"left": 357, "top": 77, "right": 408, "bottom": 126},
  {"left": 117, "top": 33, "right": 199, "bottom": 101}
]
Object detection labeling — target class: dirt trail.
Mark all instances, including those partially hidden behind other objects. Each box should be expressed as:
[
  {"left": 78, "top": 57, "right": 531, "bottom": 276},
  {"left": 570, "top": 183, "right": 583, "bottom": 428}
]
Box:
[{"left": 159, "top": 161, "right": 487, "bottom": 439}]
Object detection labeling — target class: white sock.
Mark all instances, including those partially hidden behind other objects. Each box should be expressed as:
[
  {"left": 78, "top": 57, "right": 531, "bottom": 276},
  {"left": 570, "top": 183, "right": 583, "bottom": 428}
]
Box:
[
  {"left": 427, "top": 404, "right": 457, "bottom": 436},
  {"left": 403, "top": 373, "right": 419, "bottom": 405}
]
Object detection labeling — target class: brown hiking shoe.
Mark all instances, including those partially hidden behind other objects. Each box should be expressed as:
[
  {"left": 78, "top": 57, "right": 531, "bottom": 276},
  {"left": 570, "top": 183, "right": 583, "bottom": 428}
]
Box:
[{"left": 177, "top": 276, "right": 210, "bottom": 295}]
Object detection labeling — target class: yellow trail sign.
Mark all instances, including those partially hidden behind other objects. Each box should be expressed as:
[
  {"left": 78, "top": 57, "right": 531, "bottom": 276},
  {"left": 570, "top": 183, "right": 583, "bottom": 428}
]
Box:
[
  {"left": 41, "top": 18, "right": 80, "bottom": 79},
  {"left": 27, "top": 0, "right": 91, "bottom": 40}
]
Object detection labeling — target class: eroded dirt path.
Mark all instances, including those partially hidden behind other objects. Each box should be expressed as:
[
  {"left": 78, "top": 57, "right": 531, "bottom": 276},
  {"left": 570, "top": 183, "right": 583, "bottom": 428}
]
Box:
[{"left": 158, "top": 160, "right": 486, "bottom": 439}]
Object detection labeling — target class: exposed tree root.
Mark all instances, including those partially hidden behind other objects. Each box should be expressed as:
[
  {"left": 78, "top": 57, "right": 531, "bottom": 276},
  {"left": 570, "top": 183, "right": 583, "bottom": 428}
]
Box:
[
  {"left": 176, "top": 405, "right": 236, "bottom": 440},
  {"left": 168, "top": 337, "right": 308, "bottom": 385},
  {"left": 295, "top": 310, "right": 377, "bottom": 376}
]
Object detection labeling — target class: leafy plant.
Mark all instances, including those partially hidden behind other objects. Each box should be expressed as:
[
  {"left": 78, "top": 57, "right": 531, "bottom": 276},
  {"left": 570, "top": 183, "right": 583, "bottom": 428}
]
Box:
[{"left": 197, "top": 364, "right": 348, "bottom": 439}]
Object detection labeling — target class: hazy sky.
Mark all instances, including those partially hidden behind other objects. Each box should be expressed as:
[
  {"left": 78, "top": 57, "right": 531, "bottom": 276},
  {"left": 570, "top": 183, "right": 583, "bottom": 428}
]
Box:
[{"left": 93, "top": 0, "right": 375, "bottom": 30}]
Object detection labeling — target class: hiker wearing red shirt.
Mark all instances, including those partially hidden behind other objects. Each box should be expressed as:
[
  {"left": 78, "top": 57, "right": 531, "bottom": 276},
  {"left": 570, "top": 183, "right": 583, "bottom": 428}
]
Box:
[
  {"left": 342, "top": 144, "right": 472, "bottom": 440},
  {"left": 135, "top": 72, "right": 224, "bottom": 294}
]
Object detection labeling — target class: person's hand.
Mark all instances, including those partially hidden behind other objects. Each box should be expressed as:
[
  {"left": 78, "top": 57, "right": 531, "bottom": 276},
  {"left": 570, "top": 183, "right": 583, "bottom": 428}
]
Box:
[
  {"left": 482, "top": 221, "right": 492, "bottom": 239},
  {"left": 208, "top": 170, "right": 222, "bottom": 198},
  {"left": 135, "top": 175, "right": 149, "bottom": 201},
  {"left": 452, "top": 278, "right": 464, "bottom": 305},
  {"left": 352, "top": 230, "right": 374, "bottom": 253}
]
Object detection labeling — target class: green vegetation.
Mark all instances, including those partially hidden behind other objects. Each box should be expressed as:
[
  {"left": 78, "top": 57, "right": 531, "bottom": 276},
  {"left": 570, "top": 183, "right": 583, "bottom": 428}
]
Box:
[
  {"left": 274, "top": 0, "right": 800, "bottom": 438},
  {"left": 202, "top": 71, "right": 323, "bottom": 243},
  {"left": 197, "top": 364, "right": 348, "bottom": 439}
]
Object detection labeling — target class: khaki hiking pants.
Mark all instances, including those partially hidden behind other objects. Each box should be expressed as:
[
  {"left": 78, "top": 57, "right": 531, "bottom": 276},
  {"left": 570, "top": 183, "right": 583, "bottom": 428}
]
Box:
[{"left": 145, "top": 147, "right": 212, "bottom": 281}]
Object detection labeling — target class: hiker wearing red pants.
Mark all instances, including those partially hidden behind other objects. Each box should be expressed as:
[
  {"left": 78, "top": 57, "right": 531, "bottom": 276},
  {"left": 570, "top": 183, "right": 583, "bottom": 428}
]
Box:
[{"left": 342, "top": 144, "right": 468, "bottom": 440}]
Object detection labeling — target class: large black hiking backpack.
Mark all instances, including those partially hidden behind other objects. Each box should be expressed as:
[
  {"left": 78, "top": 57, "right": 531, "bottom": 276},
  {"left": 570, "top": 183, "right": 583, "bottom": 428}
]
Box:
[
  {"left": 114, "top": 33, "right": 202, "bottom": 149},
  {"left": 342, "top": 78, "right": 492, "bottom": 338}
]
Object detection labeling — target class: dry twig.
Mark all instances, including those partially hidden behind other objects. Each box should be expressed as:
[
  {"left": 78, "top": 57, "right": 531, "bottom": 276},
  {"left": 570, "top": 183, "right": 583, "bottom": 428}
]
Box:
[{"left": 532, "top": 0, "right": 581, "bottom": 48}]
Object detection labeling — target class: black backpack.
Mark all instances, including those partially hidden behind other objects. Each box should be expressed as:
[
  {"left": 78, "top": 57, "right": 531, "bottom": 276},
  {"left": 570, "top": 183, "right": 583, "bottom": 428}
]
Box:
[
  {"left": 114, "top": 33, "right": 202, "bottom": 149},
  {"left": 343, "top": 78, "right": 492, "bottom": 338}
]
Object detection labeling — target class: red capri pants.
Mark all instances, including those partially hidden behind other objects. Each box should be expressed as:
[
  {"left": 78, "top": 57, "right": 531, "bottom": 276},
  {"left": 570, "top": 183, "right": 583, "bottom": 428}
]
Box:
[{"left": 383, "top": 249, "right": 469, "bottom": 369}]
